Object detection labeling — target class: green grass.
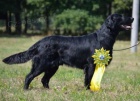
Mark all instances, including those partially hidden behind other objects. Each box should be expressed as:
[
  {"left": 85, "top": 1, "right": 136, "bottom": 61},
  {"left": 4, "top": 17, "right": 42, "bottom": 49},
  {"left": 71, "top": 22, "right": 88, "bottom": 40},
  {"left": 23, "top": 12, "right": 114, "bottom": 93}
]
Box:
[{"left": 0, "top": 35, "right": 140, "bottom": 101}]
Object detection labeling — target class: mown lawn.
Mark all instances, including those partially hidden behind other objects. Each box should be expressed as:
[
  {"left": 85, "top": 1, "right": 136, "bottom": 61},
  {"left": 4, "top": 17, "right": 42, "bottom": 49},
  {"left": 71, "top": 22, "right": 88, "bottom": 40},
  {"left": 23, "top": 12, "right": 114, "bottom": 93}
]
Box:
[{"left": 0, "top": 35, "right": 140, "bottom": 101}]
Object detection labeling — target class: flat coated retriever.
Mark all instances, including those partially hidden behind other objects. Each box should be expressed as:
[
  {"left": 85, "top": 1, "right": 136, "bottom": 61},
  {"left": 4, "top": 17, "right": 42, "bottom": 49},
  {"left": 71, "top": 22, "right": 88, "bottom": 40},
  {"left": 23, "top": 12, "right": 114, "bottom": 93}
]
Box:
[{"left": 3, "top": 14, "right": 134, "bottom": 90}]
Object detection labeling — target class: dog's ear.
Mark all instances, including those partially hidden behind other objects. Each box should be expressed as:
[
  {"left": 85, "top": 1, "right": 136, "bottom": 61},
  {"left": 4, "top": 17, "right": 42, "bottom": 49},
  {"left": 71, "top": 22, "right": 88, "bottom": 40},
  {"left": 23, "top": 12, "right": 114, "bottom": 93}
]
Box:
[{"left": 105, "top": 15, "right": 115, "bottom": 29}]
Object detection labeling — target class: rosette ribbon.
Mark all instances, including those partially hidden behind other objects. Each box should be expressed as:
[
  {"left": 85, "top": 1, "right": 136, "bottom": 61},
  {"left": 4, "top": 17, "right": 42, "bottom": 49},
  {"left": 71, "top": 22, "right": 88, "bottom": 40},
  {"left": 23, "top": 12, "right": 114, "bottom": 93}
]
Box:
[{"left": 90, "top": 47, "right": 111, "bottom": 91}]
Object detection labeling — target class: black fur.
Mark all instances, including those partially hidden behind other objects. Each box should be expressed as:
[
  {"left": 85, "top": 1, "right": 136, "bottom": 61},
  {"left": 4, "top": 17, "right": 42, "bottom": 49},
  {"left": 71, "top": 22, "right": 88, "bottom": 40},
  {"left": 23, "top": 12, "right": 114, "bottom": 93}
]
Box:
[{"left": 3, "top": 14, "right": 134, "bottom": 90}]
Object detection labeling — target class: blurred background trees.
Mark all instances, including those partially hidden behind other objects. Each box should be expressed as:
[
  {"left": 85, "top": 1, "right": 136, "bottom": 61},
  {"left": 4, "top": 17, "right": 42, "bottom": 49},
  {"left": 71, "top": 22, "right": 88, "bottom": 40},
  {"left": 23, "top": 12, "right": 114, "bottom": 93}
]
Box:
[{"left": 0, "top": 0, "right": 139, "bottom": 39}]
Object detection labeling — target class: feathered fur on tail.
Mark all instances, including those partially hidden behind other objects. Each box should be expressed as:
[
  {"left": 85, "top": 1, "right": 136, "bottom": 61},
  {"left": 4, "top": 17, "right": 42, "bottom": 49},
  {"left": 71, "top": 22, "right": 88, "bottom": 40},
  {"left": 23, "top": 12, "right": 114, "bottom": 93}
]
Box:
[{"left": 2, "top": 48, "right": 38, "bottom": 64}]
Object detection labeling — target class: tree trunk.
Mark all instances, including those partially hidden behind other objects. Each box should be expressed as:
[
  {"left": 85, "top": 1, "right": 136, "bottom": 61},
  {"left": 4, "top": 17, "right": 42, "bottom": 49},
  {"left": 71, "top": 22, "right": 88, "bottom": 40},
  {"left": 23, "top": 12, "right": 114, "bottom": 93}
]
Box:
[
  {"left": 15, "top": 12, "right": 22, "bottom": 34},
  {"left": 6, "top": 12, "right": 11, "bottom": 34},
  {"left": 106, "top": 1, "right": 112, "bottom": 15},
  {"left": 46, "top": 14, "right": 49, "bottom": 34},
  {"left": 6, "top": 12, "right": 9, "bottom": 33},
  {"left": 108, "top": 2, "right": 112, "bottom": 15},
  {"left": 24, "top": 16, "right": 28, "bottom": 34}
]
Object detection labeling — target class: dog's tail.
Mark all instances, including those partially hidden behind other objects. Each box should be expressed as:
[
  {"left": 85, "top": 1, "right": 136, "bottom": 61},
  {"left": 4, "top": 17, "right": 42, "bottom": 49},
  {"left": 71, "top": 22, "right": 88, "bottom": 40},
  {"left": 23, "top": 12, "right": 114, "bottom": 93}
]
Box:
[{"left": 2, "top": 48, "right": 38, "bottom": 64}]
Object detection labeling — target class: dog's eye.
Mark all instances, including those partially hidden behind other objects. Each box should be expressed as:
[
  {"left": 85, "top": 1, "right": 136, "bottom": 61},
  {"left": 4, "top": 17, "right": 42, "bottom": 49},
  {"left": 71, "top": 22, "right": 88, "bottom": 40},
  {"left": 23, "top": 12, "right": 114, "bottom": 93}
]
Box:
[{"left": 112, "top": 16, "right": 122, "bottom": 21}]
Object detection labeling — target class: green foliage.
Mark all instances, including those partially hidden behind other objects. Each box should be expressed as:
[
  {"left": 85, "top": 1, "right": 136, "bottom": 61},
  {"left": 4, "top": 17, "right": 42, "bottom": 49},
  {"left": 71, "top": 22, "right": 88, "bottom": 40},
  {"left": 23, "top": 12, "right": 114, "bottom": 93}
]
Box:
[
  {"left": 0, "top": 0, "right": 136, "bottom": 36},
  {"left": 26, "top": 0, "right": 45, "bottom": 17},
  {"left": 52, "top": 9, "right": 103, "bottom": 35},
  {"left": 113, "top": 0, "right": 133, "bottom": 14}
]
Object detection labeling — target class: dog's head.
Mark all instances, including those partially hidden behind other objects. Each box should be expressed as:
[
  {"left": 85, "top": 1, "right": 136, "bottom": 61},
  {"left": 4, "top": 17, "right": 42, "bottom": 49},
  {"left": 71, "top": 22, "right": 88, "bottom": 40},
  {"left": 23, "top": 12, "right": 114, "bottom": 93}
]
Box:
[{"left": 105, "top": 14, "right": 134, "bottom": 30}]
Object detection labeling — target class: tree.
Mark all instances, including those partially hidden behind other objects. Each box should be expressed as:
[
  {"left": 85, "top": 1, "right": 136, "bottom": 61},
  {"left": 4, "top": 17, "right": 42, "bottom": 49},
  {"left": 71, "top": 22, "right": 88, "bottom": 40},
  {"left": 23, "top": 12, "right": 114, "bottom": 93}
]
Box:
[
  {"left": 52, "top": 9, "right": 103, "bottom": 35},
  {"left": 0, "top": 0, "right": 26, "bottom": 34},
  {"left": 0, "top": 0, "right": 13, "bottom": 33},
  {"left": 113, "top": 0, "right": 133, "bottom": 15},
  {"left": 27, "top": 0, "right": 49, "bottom": 33},
  {"left": 14, "top": 0, "right": 26, "bottom": 34},
  {"left": 0, "top": 0, "right": 135, "bottom": 36}
]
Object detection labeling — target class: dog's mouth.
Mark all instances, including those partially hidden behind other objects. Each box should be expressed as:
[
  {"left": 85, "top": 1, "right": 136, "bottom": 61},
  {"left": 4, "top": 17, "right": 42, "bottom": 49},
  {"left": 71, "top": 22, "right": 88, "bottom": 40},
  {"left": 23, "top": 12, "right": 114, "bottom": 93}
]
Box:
[
  {"left": 120, "top": 25, "right": 132, "bottom": 30},
  {"left": 120, "top": 17, "right": 134, "bottom": 30}
]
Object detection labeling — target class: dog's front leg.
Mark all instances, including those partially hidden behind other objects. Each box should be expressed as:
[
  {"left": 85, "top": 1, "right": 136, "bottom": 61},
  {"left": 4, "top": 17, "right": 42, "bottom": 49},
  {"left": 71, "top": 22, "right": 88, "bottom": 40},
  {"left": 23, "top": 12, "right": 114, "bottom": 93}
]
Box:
[{"left": 84, "top": 58, "right": 95, "bottom": 89}]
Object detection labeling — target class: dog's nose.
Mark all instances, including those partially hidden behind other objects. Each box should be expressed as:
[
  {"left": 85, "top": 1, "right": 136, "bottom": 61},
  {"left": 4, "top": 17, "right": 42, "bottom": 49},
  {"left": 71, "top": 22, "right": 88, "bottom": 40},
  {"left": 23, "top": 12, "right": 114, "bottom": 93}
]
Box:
[{"left": 130, "top": 17, "right": 134, "bottom": 21}]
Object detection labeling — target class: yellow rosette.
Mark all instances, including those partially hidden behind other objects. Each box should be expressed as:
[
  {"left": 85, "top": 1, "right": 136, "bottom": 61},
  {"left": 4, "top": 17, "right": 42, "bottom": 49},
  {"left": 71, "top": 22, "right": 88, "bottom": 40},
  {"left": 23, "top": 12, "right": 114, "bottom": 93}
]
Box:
[{"left": 90, "top": 47, "right": 111, "bottom": 91}]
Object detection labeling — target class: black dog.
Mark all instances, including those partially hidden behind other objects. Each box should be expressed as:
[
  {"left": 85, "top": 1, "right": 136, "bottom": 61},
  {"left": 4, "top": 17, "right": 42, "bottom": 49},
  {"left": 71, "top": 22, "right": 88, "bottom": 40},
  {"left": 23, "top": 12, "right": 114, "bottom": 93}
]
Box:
[{"left": 3, "top": 14, "right": 134, "bottom": 90}]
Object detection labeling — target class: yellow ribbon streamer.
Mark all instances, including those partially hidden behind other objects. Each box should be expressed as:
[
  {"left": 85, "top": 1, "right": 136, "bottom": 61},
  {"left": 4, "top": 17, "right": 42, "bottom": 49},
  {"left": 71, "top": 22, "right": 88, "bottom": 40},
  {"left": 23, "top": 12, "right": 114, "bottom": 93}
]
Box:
[{"left": 90, "top": 47, "right": 111, "bottom": 91}]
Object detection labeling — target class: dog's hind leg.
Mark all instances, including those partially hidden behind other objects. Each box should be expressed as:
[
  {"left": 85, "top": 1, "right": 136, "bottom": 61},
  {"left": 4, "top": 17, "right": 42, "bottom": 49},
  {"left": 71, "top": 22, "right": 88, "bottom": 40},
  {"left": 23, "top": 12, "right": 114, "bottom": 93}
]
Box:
[
  {"left": 24, "top": 57, "right": 45, "bottom": 90},
  {"left": 24, "top": 66, "right": 44, "bottom": 89},
  {"left": 41, "top": 66, "right": 59, "bottom": 88}
]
